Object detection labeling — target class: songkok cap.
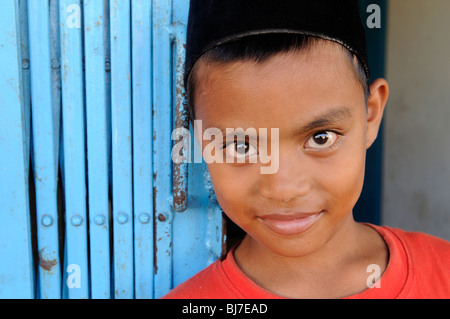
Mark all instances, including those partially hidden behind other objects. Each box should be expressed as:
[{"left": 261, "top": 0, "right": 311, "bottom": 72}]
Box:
[{"left": 185, "top": 0, "right": 370, "bottom": 86}]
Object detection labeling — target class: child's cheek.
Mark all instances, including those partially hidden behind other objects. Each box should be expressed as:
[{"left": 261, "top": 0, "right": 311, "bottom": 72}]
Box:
[
  {"left": 207, "top": 164, "right": 254, "bottom": 212},
  {"left": 321, "top": 141, "right": 366, "bottom": 214}
]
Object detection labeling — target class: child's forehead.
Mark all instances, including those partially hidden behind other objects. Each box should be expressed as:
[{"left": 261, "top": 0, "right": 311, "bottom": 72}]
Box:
[
  {"left": 194, "top": 48, "right": 364, "bottom": 126},
  {"left": 195, "top": 40, "right": 354, "bottom": 91}
]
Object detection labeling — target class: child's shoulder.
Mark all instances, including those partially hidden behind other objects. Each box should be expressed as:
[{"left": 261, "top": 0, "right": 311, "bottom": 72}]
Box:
[
  {"left": 161, "top": 257, "right": 238, "bottom": 299},
  {"left": 382, "top": 225, "right": 450, "bottom": 254},
  {"left": 162, "top": 260, "right": 220, "bottom": 299},
  {"left": 366, "top": 224, "right": 450, "bottom": 298},
  {"left": 376, "top": 224, "right": 450, "bottom": 275},
  {"left": 384, "top": 226, "right": 450, "bottom": 297}
]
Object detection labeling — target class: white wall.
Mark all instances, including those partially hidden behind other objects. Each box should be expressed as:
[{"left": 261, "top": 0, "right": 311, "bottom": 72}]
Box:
[{"left": 383, "top": 0, "right": 450, "bottom": 240}]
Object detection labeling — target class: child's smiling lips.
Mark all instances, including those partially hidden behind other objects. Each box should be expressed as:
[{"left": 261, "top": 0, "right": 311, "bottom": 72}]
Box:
[{"left": 257, "top": 211, "right": 324, "bottom": 236}]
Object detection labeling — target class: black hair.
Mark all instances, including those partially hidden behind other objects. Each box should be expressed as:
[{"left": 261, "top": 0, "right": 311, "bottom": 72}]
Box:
[{"left": 187, "top": 34, "right": 370, "bottom": 121}]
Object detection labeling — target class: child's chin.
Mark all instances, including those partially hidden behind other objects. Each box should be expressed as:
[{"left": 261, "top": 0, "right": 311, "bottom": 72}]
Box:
[{"left": 261, "top": 235, "right": 328, "bottom": 258}]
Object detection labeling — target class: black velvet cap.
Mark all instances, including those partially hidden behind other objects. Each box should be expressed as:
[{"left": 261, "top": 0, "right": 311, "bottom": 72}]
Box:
[{"left": 185, "top": 0, "right": 370, "bottom": 86}]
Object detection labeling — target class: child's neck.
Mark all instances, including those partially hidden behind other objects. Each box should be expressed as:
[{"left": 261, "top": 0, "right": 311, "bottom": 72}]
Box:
[{"left": 233, "top": 216, "right": 388, "bottom": 299}]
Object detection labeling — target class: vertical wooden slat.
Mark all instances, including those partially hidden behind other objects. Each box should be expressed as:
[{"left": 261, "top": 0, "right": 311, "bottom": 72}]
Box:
[
  {"left": 110, "top": 0, "right": 134, "bottom": 299},
  {"left": 19, "top": 0, "right": 31, "bottom": 161},
  {"left": 84, "top": 0, "right": 111, "bottom": 299},
  {"left": 170, "top": 0, "right": 226, "bottom": 290},
  {"left": 0, "top": 0, "right": 34, "bottom": 299},
  {"left": 131, "top": 0, "right": 154, "bottom": 299},
  {"left": 28, "top": 0, "right": 62, "bottom": 299},
  {"left": 59, "top": 0, "right": 89, "bottom": 299},
  {"left": 50, "top": 0, "right": 62, "bottom": 167},
  {"left": 171, "top": 0, "right": 196, "bottom": 289},
  {"left": 153, "top": 0, "right": 173, "bottom": 298},
  {"left": 171, "top": 12, "right": 189, "bottom": 214}
]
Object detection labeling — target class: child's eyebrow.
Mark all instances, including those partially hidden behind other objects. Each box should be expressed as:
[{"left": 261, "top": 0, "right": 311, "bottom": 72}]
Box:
[
  {"left": 212, "top": 106, "right": 354, "bottom": 137},
  {"left": 294, "top": 106, "right": 354, "bottom": 135}
]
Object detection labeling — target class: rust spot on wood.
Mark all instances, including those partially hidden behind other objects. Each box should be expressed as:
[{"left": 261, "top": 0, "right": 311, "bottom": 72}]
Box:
[{"left": 39, "top": 248, "right": 57, "bottom": 272}]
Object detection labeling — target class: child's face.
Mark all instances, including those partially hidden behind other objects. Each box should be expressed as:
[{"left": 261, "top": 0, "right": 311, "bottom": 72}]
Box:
[{"left": 194, "top": 42, "right": 384, "bottom": 257}]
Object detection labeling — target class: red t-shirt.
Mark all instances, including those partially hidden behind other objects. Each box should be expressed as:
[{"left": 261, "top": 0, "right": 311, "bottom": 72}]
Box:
[{"left": 163, "top": 225, "right": 450, "bottom": 299}]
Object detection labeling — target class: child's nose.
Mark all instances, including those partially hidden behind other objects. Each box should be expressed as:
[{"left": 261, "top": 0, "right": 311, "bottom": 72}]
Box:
[{"left": 257, "top": 154, "right": 312, "bottom": 203}]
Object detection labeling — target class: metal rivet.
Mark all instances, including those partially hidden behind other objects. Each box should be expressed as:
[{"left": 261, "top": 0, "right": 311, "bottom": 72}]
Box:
[
  {"left": 41, "top": 215, "right": 53, "bottom": 227},
  {"left": 22, "top": 58, "right": 30, "bottom": 70},
  {"left": 71, "top": 215, "right": 83, "bottom": 227},
  {"left": 138, "top": 213, "right": 150, "bottom": 224},
  {"left": 157, "top": 213, "right": 167, "bottom": 222},
  {"left": 117, "top": 212, "right": 128, "bottom": 224},
  {"left": 51, "top": 58, "right": 60, "bottom": 70},
  {"left": 94, "top": 215, "right": 105, "bottom": 225}
]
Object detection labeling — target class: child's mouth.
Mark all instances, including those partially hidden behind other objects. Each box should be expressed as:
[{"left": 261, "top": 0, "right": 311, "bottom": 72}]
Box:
[{"left": 257, "top": 211, "right": 324, "bottom": 235}]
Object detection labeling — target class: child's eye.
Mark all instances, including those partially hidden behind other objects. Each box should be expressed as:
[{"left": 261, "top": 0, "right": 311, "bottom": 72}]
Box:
[
  {"left": 305, "top": 131, "right": 340, "bottom": 150},
  {"left": 225, "top": 141, "right": 258, "bottom": 160}
]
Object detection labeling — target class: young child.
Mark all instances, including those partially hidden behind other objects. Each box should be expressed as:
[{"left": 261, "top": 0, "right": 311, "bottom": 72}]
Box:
[{"left": 163, "top": 0, "right": 450, "bottom": 299}]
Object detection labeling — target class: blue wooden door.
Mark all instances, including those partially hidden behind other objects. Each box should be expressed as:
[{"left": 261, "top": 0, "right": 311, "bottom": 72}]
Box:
[{"left": 0, "top": 0, "right": 224, "bottom": 299}]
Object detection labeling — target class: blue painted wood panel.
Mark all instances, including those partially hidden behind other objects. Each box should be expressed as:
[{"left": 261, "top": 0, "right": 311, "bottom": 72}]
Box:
[
  {"left": 110, "top": 0, "right": 134, "bottom": 299},
  {"left": 0, "top": 0, "right": 34, "bottom": 299},
  {"left": 0, "top": 0, "right": 225, "bottom": 299},
  {"left": 59, "top": 0, "right": 90, "bottom": 299},
  {"left": 131, "top": 0, "right": 154, "bottom": 299},
  {"left": 28, "top": 0, "right": 62, "bottom": 299},
  {"left": 84, "top": 0, "right": 111, "bottom": 299}
]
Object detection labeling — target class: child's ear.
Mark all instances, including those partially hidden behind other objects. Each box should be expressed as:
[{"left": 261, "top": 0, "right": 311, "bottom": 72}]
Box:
[{"left": 366, "top": 78, "right": 389, "bottom": 149}]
